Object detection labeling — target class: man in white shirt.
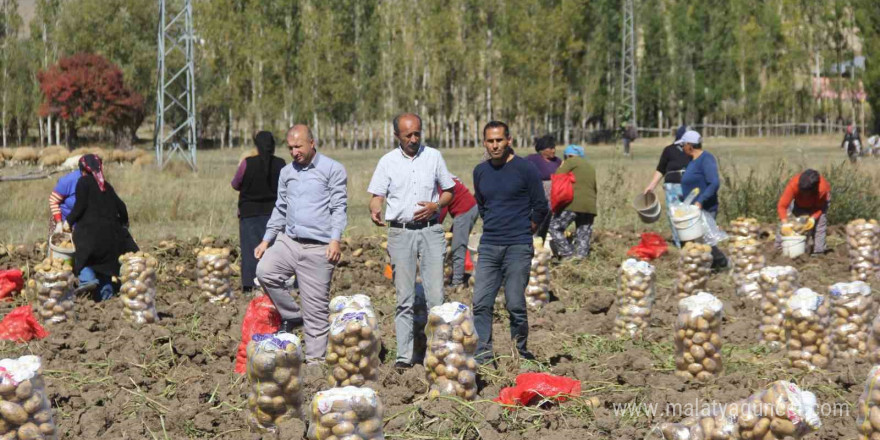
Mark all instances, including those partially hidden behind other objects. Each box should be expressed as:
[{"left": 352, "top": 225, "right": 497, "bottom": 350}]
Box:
[{"left": 368, "top": 113, "right": 455, "bottom": 370}]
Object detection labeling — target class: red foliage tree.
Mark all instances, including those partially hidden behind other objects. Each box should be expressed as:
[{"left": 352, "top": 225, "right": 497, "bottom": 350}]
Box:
[{"left": 38, "top": 53, "right": 145, "bottom": 148}]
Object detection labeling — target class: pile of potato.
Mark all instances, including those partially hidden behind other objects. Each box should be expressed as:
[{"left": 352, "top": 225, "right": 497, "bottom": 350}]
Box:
[
  {"left": 424, "top": 302, "right": 478, "bottom": 400},
  {"left": 28, "top": 258, "right": 76, "bottom": 323},
  {"left": 674, "top": 242, "right": 712, "bottom": 298},
  {"left": 648, "top": 380, "right": 821, "bottom": 440},
  {"left": 730, "top": 237, "right": 765, "bottom": 299},
  {"left": 759, "top": 266, "right": 799, "bottom": 350},
  {"left": 613, "top": 259, "right": 656, "bottom": 339},
  {"left": 0, "top": 355, "right": 58, "bottom": 440},
  {"left": 326, "top": 310, "right": 380, "bottom": 387},
  {"left": 784, "top": 288, "right": 831, "bottom": 370},
  {"left": 674, "top": 292, "right": 724, "bottom": 382},
  {"left": 857, "top": 365, "right": 880, "bottom": 440},
  {"left": 846, "top": 219, "right": 879, "bottom": 282},
  {"left": 829, "top": 281, "right": 874, "bottom": 359},
  {"left": 245, "top": 333, "right": 304, "bottom": 433},
  {"left": 526, "top": 237, "right": 552, "bottom": 308},
  {"left": 196, "top": 247, "right": 233, "bottom": 303},
  {"left": 118, "top": 252, "right": 159, "bottom": 324},
  {"left": 307, "top": 386, "right": 384, "bottom": 440},
  {"left": 729, "top": 217, "right": 760, "bottom": 239}
]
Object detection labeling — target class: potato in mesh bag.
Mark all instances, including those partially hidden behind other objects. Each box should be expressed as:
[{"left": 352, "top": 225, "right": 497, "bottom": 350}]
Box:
[
  {"left": 197, "top": 247, "right": 233, "bottom": 303},
  {"left": 424, "top": 302, "right": 478, "bottom": 400},
  {"left": 28, "top": 258, "right": 76, "bottom": 323},
  {"left": 326, "top": 310, "right": 380, "bottom": 387},
  {"left": 829, "top": 281, "right": 874, "bottom": 359},
  {"left": 613, "top": 259, "right": 655, "bottom": 339},
  {"left": 307, "top": 386, "right": 384, "bottom": 440},
  {"left": 118, "top": 252, "right": 159, "bottom": 324},
  {"left": 759, "top": 266, "right": 799, "bottom": 350},
  {"left": 0, "top": 355, "right": 59, "bottom": 440},
  {"left": 784, "top": 288, "right": 831, "bottom": 370},
  {"left": 245, "top": 333, "right": 304, "bottom": 432},
  {"left": 674, "top": 242, "right": 712, "bottom": 299},
  {"left": 674, "top": 292, "right": 723, "bottom": 381}
]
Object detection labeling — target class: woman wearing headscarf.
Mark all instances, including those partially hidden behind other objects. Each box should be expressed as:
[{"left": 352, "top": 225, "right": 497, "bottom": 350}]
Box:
[
  {"left": 678, "top": 130, "right": 728, "bottom": 270},
  {"left": 524, "top": 135, "right": 561, "bottom": 241},
  {"left": 67, "top": 154, "right": 138, "bottom": 301},
  {"left": 548, "top": 145, "right": 597, "bottom": 259},
  {"left": 643, "top": 124, "right": 691, "bottom": 248},
  {"left": 231, "top": 131, "right": 286, "bottom": 292}
]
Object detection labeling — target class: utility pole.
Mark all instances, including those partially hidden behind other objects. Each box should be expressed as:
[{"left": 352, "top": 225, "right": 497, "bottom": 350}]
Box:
[
  {"left": 155, "top": 0, "right": 197, "bottom": 170},
  {"left": 621, "top": 0, "right": 637, "bottom": 128}
]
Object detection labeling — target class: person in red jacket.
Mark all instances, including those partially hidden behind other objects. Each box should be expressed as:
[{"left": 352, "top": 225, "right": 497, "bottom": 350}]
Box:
[
  {"left": 437, "top": 176, "right": 479, "bottom": 287},
  {"left": 775, "top": 169, "right": 830, "bottom": 254}
]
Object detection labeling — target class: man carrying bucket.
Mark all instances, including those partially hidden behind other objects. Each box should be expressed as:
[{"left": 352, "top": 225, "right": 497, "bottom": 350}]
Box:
[{"left": 775, "top": 169, "right": 830, "bottom": 255}]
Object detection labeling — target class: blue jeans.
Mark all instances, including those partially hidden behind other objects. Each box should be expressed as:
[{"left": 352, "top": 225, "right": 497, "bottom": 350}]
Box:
[
  {"left": 663, "top": 183, "right": 683, "bottom": 248},
  {"left": 79, "top": 267, "right": 115, "bottom": 301},
  {"left": 472, "top": 243, "right": 532, "bottom": 364}
]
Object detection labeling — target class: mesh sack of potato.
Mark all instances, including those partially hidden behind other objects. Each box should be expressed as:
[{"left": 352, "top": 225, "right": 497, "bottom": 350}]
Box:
[
  {"left": 856, "top": 364, "right": 880, "bottom": 440},
  {"left": 197, "top": 247, "right": 233, "bottom": 303},
  {"left": 424, "top": 302, "right": 478, "bottom": 400},
  {"left": 326, "top": 311, "right": 380, "bottom": 387},
  {"left": 730, "top": 237, "right": 765, "bottom": 299},
  {"left": 118, "top": 252, "right": 159, "bottom": 324},
  {"left": 245, "top": 333, "right": 304, "bottom": 432},
  {"left": 674, "top": 292, "right": 723, "bottom": 382},
  {"left": 613, "top": 259, "right": 656, "bottom": 339},
  {"left": 0, "top": 355, "right": 58, "bottom": 440},
  {"left": 729, "top": 217, "right": 760, "bottom": 240},
  {"left": 784, "top": 288, "right": 831, "bottom": 370},
  {"left": 829, "top": 281, "right": 874, "bottom": 359},
  {"left": 674, "top": 242, "right": 712, "bottom": 298},
  {"left": 647, "top": 380, "right": 821, "bottom": 440},
  {"left": 329, "top": 294, "right": 374, "bottom": 323},
  {"left": 869, "top": 315, "right": 880, "bottom": 364},
  {"left": 759, "top": 266, "right": 799, "bottom": 350},
  {"left": 846, "top": 219, "right": 880, "bottom": 282},
  {"left": 28, "top": 258, "right": 76, "bottom": 323},
  {"left": 443, "top": 231, "right": 454, "bottom": 279},
  {"left": 307, "top": 386, "right": 384, "bottom": 440},
  {"left": 526, "top": 237, "right": 552, "bottom": 308}
]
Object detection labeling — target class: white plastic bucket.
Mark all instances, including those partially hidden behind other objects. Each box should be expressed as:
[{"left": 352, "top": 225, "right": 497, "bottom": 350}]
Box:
[
  {"left": 467, "top": 233, "right": 481, "bottom": 253},
  {"left": 48, "top": 233, "right": 74, "bottom": 263},
  {"left": 633, "top": 192, "right": 662, "bottom": 224},
  {"left": 672, "top": 209, "right": 704, "bottom": 242},
  {"left": 781, "top": 234, "right": 807, "bottom": 258}
]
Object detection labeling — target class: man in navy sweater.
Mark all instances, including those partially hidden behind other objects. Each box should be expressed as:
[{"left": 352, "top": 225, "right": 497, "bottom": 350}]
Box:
[{"left": 472, "top": 120, "right": 548, "bottom": 365}]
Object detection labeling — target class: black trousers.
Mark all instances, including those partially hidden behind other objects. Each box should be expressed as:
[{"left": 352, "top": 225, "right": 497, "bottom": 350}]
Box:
[{"left": 239, "top": 214, "right": 271, "bottom": 290}]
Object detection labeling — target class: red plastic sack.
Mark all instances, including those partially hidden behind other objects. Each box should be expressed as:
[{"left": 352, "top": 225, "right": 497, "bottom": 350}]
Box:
[
  {"left": 234, "top": 295, "right": 281, "bottom": 374},
  {"left": 626, "top": 232, "right": 669, "bottom": 261},
  {"left": 494, "top": 372, "right": 581, "bottom": 407},
  {"left": 465, "top": 250, "right": 474, "bottom": 272},
  {"left": 0, "top": 306, "right": 49, "bottom": 343},
  {"left": 550, "top": 172, "right": 576, "bottom": 214},
  {"left": 0, "top": 270, "right": 24, "bottom": 301}
]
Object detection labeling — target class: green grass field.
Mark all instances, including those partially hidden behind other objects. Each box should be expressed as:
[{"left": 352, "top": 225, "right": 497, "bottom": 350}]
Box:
[{"left": 1, "top": 134, "right": 877, "bottom": 245}]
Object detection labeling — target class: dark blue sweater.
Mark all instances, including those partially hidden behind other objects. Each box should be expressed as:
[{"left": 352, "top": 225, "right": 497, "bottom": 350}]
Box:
[
  {"left": 680, "top": 151, "right": 720, "bottom": 213},
  {"left": 473, "top": 156, "right": 548, "bottom": 245}
]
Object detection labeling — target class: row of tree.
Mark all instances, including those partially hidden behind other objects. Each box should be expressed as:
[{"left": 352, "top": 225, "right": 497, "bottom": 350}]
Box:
[{"left": 0, "top": 0, "right": 878, "bottom": 149}]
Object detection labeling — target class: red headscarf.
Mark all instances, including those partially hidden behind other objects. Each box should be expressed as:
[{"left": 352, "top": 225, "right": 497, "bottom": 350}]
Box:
[{"left": 79, "top": 154, "right": 106, "bottom": 192}]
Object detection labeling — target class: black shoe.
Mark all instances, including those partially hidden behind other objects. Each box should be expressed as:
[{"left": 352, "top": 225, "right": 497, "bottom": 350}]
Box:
[
  {"left": 74, "top": 280, "right": 99, "bottom": 296},
  {"left": 519, "top": 351, "right": 537, "bottom": 361},
  {"left": 393, "top": 361, "right": 413, "bottom": 371},
  {"left": 278, "top": 317, "right": 304, "bottom": 333}
]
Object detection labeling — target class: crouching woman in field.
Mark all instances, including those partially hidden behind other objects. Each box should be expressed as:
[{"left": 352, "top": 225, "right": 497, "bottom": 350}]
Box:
[{"left": 67, "top": 154, "right": 139, "bottom": 301}]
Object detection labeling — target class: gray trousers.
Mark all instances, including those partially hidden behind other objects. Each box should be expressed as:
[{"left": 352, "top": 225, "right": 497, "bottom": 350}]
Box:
[
  {"left": 387, "top": 224, "right": 446, "bottom": 364},
  {"left": 450, "top": 206, "right": 479, "bottom": 284},
  {"left": 255, "top": 234, "right": 333, "bottom": 361},
  {"left": 472, "top": 243, "right": 532, "bottom": 364},
  {"left": 775, "top": 202, "right": 828, "bottom": 254}
]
